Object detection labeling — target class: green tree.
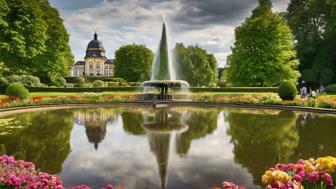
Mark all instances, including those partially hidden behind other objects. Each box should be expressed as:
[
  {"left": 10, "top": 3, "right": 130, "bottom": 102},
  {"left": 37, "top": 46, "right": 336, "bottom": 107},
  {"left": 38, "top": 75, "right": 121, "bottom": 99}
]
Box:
[
  {"left": 226, "top": 0, "right": 300, "bottom": 86},
  {"left": 33, "top": 0, "right": 74, "bottom": 79},
  {"left": 114, "top": 44, "right": 154, "bottom": 82},
  {"left": 0, "top": 0, "right": 48, "bottom": 71},
  {"left": 287, "top": 0, "right": 336, "bottom": 85},
  {"left": 0, "top": 0, "right": 73, "bottom": 78},
  {"left": 174, "top": 43, "right": 218, "bottom": 86}
]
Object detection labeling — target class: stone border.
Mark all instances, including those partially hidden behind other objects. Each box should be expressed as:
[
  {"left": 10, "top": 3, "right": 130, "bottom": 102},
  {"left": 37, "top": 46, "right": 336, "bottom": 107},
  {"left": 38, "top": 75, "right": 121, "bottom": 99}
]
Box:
[{"left": 1, "top": 101, "right": 336, "bottom": 117}]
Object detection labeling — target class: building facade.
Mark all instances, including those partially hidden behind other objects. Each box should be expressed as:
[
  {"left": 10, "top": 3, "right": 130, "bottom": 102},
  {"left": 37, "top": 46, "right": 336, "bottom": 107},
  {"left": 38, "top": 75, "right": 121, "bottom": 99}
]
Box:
[{"left": 72, "top": 33, "right": 113, "bottom": 77}]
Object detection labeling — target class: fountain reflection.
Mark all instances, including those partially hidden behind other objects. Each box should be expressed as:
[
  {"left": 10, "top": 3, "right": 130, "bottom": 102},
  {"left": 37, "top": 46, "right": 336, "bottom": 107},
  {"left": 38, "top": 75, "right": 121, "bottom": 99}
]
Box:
[
  {"left": 75, "top": 110, "right": 116, "bottom": 150},
  {"left": 141, "top": 108, "right": 190, "bottom": 189}
]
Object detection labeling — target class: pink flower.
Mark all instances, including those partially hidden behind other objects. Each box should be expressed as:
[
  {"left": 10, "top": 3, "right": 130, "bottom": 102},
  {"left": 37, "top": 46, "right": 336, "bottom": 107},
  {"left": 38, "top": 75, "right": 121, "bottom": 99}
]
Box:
[
  {"left": 322, "top": 173, "right": 334, "bottom": 187},
  {"left": 101, "top": 184, "right": 113, "bottom": 189},
  {"left": 294, "top": 175, "right": 303, "bottom": 182},
  {"left": 308, "top": 171, "right": 320, "bottom": 183},
  {"left": 222, "top": 182, "right": 245, "bottom": 189},
  {"left": 296, "top": 170, "right": 305, "bottom": 178},
  {"left": 297, "top": 159, "right": 305, "bottom": 164}
]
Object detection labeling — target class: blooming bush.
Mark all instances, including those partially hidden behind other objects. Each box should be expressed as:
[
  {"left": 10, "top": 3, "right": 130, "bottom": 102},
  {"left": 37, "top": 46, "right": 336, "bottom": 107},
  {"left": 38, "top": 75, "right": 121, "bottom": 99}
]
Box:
[
  {"left": 218, "top": 156, "right": 336, "bottom": 189},
  {"left": 0, "top": 155, "right": 119, "bottom": 189}
]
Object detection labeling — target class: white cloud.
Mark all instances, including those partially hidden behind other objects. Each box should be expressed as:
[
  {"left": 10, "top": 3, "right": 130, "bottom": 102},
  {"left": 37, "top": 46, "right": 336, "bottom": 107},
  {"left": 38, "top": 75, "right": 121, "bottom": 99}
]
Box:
[{"left": 56, "top": 0, "right": 290, "bottom": 66}]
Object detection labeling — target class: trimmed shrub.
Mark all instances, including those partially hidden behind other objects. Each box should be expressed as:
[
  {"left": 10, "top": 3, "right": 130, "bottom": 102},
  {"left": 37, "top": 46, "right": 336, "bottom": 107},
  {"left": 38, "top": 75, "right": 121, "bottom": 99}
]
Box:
[
  {"left": 50, "top": 76, "right": 66, "bottom": 87},
  {"left": 65, "top": 83, "right": 74, "bottom": 88},
  {"left": 103, "top": 77, "right": 125, "bottom": 82},
  {"left": 278, "top": 81, "right": 297, "bottom": 100},
  {"left": 325, "top": 84, "right": 336, "bottom": 93},
  {"left": 217, "top": 81, "right": 226, "bottom": 88},
  {"left": 107, "top": 82, "right": 119, "bottom": 87},
  {"left": 119, "top": 82, "right": 129, "bottom": 87},
  {"left": 93, "top": 80, "right": 106, "bottom": 87},
  {"left": 75, "top": 77, "right": 86, "bottom": 87},
  {"left": 7, "top": 75, "right": 42, "bottom": 87},
  {"left": 5, "top": 83, "right": 30, "bottom": 99}
]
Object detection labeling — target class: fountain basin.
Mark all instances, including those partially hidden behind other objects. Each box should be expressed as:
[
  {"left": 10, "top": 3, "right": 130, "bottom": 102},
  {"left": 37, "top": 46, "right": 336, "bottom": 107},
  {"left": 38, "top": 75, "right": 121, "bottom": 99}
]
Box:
[
  {"left": 142, "top": 80, "right": 190, "bottom": 88},
  {"left": 140, "top": 80, "right": 190, "bottom": 101}
]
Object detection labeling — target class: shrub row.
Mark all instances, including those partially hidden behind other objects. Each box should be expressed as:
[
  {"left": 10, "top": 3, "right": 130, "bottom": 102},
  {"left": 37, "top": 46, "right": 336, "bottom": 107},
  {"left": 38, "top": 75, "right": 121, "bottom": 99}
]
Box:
[
  {"left": 64, "top": 77, "right": 126, "bottom": 83},
  {"left": 189, "top": 87, "right": 278, "bottom": 93},
  {"left": 22, "top": 87, "right": 278, "bottom": 93},
  {"left": 325, "top": 84, "right": 336, "bottom": 93},
  {"left": 26, "top": 86, "right": 142, "bottom": 93}
]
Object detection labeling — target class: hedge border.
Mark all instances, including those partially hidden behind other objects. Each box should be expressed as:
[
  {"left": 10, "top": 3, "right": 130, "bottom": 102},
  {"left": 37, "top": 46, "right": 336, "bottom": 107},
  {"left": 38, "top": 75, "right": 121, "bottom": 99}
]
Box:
[{"left": 21, "top": 87, "right": 278, "bottom": 93}]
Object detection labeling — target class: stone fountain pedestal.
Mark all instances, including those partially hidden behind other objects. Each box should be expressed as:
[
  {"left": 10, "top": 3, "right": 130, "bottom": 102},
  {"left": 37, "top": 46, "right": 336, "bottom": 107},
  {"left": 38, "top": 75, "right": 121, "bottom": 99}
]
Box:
[{"left": 140, "top": 80, "right": 189, "bottom": 101}]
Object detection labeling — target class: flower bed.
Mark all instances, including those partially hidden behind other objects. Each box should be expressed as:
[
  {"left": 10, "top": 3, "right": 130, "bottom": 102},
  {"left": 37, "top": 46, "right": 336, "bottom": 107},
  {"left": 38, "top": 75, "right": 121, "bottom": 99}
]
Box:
[
  {"left": 0, "top": 93, "right": 138, "bottom": 109},
  {"left": 218, "top": 156, "right": 336, "bottom": 189},
  {"left": 0, "top": 155, "right": 118, "bottom": 189},
  {"left": 0, "top": 92, "right": 336, "bottom": 110},
  {"left": 192, "top": 93, "right": 336, "bottom": 109}
]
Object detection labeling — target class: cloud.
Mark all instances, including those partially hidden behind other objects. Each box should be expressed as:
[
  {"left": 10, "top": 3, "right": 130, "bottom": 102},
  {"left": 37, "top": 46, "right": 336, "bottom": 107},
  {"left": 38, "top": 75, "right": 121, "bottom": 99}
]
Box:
[{"left": 52, "top": 0, "right": 290, "bottom": 67}]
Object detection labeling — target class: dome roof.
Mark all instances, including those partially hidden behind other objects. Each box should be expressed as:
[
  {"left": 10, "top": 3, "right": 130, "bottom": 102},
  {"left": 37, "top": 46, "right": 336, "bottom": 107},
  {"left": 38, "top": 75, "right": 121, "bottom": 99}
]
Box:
[{"left": 85, "top": 32, "right": 106, "bottom": 58}]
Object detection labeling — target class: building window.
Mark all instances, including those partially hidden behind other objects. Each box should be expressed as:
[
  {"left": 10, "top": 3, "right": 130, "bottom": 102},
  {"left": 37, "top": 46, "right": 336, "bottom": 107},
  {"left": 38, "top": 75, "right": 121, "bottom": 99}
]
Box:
[
  {"left": 96, "top": 64, "right": 100, "bottom": 69},
  {"left": 89, "top": 64, "right": 93, "bottom": 69}
]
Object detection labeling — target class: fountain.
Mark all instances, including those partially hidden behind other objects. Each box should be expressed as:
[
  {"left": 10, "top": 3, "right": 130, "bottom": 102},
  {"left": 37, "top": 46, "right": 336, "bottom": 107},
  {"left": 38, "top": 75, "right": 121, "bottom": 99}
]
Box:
[{"left": 141, "top": 19, "right": 189, "bottom": 101}]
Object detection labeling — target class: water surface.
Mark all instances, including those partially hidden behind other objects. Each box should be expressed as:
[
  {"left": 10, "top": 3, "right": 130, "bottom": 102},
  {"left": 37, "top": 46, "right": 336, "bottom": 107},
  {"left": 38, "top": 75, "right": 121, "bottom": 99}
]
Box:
[{"left": 0, "top": 107, "right": 336, "bottom": 189}]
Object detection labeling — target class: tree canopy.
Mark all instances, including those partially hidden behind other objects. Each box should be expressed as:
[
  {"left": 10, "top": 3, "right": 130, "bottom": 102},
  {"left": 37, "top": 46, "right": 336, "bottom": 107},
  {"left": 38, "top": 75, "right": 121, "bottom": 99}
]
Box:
[
  {"left": 225, "top": 0, "right": 300, "bottom": 86},
  {"left": 0, "top": 0, "right": 74, "bottom": 78},
  {"left": 114, "top": 44, "right": 154, "bottom": 82},
  {"left": 286, "top": 0, "right": 336, "bottom": 85},
  {"left": 174, "top": 43, "right": 218, "bottom": 87}
]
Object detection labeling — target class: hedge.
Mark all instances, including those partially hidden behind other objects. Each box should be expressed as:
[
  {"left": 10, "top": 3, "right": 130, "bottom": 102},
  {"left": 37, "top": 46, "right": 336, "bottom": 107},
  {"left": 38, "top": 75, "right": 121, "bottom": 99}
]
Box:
[
  {"left": 26, "top": 86, "right": 142, "bottom": 93},
  {"left": 22, "top": 86, "right": 278, "bottom": 93},
  {"left": 189, "top": 87, "right": 278, "bottom": 93},
  {"left": 64, "top": 77, "right": 125, "bottom": 83}
]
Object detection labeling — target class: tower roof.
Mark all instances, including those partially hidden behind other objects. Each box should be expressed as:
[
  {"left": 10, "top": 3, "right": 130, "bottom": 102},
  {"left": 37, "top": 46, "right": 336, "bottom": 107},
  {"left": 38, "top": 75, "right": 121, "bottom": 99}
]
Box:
[{"left": 85, "top": 32, "right": 106, "bottom": 58}]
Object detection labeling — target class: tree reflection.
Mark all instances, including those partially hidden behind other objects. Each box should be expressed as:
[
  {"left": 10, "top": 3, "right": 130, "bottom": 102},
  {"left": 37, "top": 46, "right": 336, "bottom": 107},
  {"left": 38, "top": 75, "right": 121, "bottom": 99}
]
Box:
[
  {"left": 0, "top": 110, "right": 74, "bottom": 174},
  {"left": 121, "top": 111, "right": 145, "bottom": 135},
  {"left": 176, "top": 109, "right": 219, "bottom": 156},
  {"left": 226, "top": 110, "right": 299, "bottom": 185},
  {"left": 291, "top": 114, "right": 336, "bottom": 160}
]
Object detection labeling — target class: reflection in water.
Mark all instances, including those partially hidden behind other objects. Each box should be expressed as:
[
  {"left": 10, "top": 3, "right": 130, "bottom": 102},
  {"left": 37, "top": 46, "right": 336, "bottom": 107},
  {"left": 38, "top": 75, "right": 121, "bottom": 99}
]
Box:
[
  {"left": 226, "top": 110, "right": 299, "bottom": 185},
  {"left": 1, "top": 107, "right": 336, "bottom": 189},
  {"left": 75, "top": 111, "right": 116, "bottom": 150},
  {"left": 0, "top": 110, "right": 74, "bottom": 174},
  {"left": 141, "top": 109, "right": 190, "bottom": 189}
]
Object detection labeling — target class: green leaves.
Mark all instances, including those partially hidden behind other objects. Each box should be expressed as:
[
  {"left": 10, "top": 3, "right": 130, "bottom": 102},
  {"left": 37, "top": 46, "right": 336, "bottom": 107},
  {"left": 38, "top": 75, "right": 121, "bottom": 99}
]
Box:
[
  {"left": 287, "top": 0, "right": 336, "bottom": 85},
  {"left": 226, "top": 1, "right": 300, "bottom": 87},
  {"left": 174, "top": 43, "right": 218, "bottom": 87},
  {"left": 114, "top": 44, "right": 154, "bottom": 82},
  {"left": 0, "top": 0, "right": 73, "bottom": 78}
]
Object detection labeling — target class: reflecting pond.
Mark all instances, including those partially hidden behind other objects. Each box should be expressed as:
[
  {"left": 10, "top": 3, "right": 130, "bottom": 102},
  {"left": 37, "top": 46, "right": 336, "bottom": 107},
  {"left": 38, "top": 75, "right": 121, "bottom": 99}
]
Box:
[{"left": 0, "top": 107, "right": 336, "bottom": 189}]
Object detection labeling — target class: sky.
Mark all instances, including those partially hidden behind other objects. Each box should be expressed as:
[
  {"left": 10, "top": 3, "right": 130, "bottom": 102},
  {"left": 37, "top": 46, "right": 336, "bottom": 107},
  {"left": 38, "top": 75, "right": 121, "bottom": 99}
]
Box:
[{"left": 49, "top": 0, "right": 290, "bottom": 67}]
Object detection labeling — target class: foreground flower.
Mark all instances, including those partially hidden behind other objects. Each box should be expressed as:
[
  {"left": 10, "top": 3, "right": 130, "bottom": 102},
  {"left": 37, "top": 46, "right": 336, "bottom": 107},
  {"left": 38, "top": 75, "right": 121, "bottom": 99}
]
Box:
[{"left": 0, "top": 155, "right": 117, "bottom": 189}]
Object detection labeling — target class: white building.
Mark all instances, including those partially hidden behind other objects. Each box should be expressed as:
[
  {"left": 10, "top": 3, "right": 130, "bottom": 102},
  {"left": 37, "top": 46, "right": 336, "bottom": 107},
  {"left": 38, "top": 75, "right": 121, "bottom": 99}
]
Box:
[{"left": 72, "top": 33, "right": 113, "bottom": 77}]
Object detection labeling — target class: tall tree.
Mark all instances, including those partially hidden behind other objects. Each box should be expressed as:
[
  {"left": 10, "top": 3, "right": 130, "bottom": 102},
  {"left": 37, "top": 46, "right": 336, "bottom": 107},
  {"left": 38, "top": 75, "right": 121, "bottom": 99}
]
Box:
[
  {"left": 0, "top": 0, "right": 48, "bottom": 71},
  {"left": 174, "top": 43, "right": 218, "bottom": 87},
  {"left": 0, "top": 0, "right": 74, "bottom": 78},
  {"left": 33, "top": 0, "right": 74, "bottom": 79},
  {"left": 114, "top": 44, "right": 154, "bottom": 82},
  {"left": 226, "top": 0, "right": 300, "bottom": 86},
  {"left": 286, "top": 0, "right": 336, "bottom": 85}
]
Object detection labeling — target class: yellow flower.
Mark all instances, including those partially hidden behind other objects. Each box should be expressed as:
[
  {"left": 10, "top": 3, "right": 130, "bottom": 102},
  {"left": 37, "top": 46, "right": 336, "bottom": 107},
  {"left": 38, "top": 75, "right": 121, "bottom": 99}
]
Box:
[
  {"left": 262, "top": 170, "right": 291, "bottom": 185},
  {"left": 316, "top": 156, "right": 336, "bottom": 173}
]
